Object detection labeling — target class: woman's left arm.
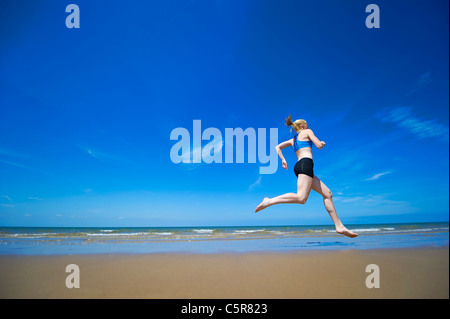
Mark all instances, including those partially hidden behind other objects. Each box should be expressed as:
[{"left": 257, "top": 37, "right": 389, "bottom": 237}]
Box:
[{"left": 306, "top": 129, "right": 326, "bottom": 149}]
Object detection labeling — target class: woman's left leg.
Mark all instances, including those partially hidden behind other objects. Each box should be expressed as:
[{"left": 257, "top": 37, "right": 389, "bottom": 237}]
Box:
[{"left": 255, "top": 174, "right": 313, "bottom": 212}]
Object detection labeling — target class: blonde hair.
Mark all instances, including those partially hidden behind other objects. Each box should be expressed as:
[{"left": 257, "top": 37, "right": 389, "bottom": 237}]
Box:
[{"left": 285, "top": 114, "right": 307, "bottom": 132}]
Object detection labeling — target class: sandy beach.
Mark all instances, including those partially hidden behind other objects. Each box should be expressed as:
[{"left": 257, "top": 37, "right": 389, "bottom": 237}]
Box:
[{"left": 0, "top": 246, "right": 448, "bottom": 299}]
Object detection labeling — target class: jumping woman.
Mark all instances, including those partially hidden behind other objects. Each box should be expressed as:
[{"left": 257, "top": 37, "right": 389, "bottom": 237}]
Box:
[{"left": 255, "top": 115, "right": 358, "bottom": 238}]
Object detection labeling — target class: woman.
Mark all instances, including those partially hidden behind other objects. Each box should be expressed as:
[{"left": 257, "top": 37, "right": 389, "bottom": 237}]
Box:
[{"left": 255, "top": 115, "right": 358, "bottom": 238}]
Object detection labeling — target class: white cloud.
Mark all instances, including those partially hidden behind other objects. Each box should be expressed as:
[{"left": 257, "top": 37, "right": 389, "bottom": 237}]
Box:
[
  {"left": 0, "top": 147, "right": 31, "bottom": 159},
  {"left": 339, "top": 196, "right": 363, "bottom": 203},
  {"left": 406, "top": 72, "right": 433, "bottom": 96},
  {"left": 0, "top": 158, "right": 53, "bottom": 176},
  {"left": 0, "top": 148, "right": 52, "bottom": 175},
  {"left": 333, "top": 193, "right": 410, "bottom": 209},
  {"left": 376, "top": 106, "right": 448, "bottom": 141},
  {"left": 28, "top": 197, "right": 43, "bottom": 201},
  {"left": 77, "top": 144, "right": 138, "bottom": 166},
  {"left": 248, "top": 176, "right": 262, "bottom": 190},
  {"left": 364, "top": 171, "right": 393, "bottom": 181}
]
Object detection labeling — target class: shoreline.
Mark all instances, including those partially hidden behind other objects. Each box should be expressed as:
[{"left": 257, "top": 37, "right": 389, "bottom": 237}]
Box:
[
  {"left": 0, "top": 246, "right": 448, "bottom": 299},
  {"left": 1, "top": 222, "right": 447, "bottom": 256},
  {"left": 0, "top": 243, "right": 448, "bottom": 257}
]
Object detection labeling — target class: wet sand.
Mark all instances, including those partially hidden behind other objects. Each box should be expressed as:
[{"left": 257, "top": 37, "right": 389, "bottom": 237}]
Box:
[{"left": 0, "top": 247, "right": 448, "bottom": 299}]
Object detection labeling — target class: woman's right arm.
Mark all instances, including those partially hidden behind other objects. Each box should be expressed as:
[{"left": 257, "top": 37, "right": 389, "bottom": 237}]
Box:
[
  {"left": 275, "top": 139, "right": 294, "bottom": 169},
  {"left": 306, "top": 129, "right": 326, "bottom": 149}
]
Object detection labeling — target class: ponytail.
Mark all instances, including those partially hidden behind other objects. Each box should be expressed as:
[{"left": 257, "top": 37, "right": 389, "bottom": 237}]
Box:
[
  {"left": 285, "top": 114, "right": 299, "bottom": 132},
  {"left": 285, "top": 114, "right": 307, "bottom": 132}
]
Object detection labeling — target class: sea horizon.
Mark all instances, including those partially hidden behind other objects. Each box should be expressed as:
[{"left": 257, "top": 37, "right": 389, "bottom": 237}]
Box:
[{"left": 0, "top": 221, "right": 448, "bottom": 255}]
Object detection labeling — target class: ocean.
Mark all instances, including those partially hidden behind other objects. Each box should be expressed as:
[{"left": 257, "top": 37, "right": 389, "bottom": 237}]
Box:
[{"left": 0, "top": 222, "right": 448, "bottom": 255}]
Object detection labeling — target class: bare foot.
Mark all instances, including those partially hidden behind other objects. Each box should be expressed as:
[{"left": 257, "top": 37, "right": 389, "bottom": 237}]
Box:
[
  {"left": 255, "top": 197, "right": 270, "bottom": 213},
  {"left": 336, "top": 226, "right": 358, "bottom": 238}
]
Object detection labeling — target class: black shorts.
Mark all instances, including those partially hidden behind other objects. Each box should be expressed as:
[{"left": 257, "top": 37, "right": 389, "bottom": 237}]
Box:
[{"left": 294, "top": 158, "right": 314, "bottom": 178}]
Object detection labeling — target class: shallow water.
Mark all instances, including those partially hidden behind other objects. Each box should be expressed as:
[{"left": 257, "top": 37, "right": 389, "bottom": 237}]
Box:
[{"left": 0, "top": 222, "right": 448, "bottom": 255}]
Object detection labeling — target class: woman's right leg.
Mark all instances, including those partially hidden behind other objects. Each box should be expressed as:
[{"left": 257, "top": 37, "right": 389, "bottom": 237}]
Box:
[
  {"left": 311, "top": 176, "right": 358, "bottom": 238},
  {"left": 255, "top": 174, "right": 313, "bottom": 212}
]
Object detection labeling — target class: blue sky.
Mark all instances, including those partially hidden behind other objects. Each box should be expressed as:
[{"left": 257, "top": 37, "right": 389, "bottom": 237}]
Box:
[{"left": 0, "top": 0, "right": 448, "bottom": 227}]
